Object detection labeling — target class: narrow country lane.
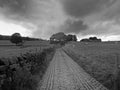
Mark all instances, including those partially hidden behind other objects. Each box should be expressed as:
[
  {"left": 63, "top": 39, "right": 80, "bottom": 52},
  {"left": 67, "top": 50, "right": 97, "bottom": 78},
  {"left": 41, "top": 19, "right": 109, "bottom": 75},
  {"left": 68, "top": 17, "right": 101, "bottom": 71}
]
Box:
[{"left": 37, "top": 49, "right": 108, "bottom": 90}]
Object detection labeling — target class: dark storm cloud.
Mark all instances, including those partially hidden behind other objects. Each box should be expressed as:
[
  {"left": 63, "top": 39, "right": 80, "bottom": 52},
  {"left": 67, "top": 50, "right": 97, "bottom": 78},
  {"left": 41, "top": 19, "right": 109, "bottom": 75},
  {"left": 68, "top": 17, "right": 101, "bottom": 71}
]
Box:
[
  {"left": 82, "top": 0, "right": 120, "bottom": 36},
  {"left": 103, "top": 0, "right": 120, "bottom": 21},
  {"left": 62, "top": 19, "right": 88, "bottom": 33},
  {"left": 60, "top": 0, "right": 117, "bottom": 18},
  {"left": 0, "top": 0, "right": 29, "bottom": 15},
  {"left": 0, "top": 0, "right": 119, "bottom": 39},
  {"left": 0, "top": 0, "right": 62, "bottom": 22},
  {"left": 58, "top": 0, "right": 117, "bottom": 35},
  {"left": 0, "top": 0, "right": 34, "bottom": 24},
  {"left": 0, "top": 0, "right": 66, "bottom": 38}
]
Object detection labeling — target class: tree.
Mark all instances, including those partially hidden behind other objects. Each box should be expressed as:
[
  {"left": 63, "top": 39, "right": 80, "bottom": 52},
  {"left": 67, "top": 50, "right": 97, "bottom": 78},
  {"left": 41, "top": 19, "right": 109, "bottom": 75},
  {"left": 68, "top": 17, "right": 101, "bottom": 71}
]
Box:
[
  {"left": 73, "top": 35, "right": 77, "bottom": 41},
  {"left": 66, "top": 34, "right": 77, "bottom": 42},
  {"left": 89, "top": 37, "right": 97, "bottom": 40},
  {"left": 66, "top": 35, "right": 73, "bottom": 41},
  {"left": 80, "top": 36, "right": 102, "bottom": 42},
  {"left": 50, "top": 32, "right": 77, "bottom": 45},
  {"left": 80, "top": 38, "right": 91, "bottom": 42},
  {"left": 50, "top": 32, "right": 67, "bottom": 44},
  {"left": 10, "top": 33, "right": 23, "bottom": 46}
]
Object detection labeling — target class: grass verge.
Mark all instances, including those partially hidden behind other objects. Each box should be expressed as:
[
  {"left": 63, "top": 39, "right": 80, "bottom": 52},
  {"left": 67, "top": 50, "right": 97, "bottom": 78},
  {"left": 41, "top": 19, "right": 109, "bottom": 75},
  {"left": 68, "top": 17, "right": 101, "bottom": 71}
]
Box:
[
  {"left": 0, "top": 47, "right": 55, "bottom": 90},
  {"left": 63, "top": 48, "right": 120, "bottom": 90}
]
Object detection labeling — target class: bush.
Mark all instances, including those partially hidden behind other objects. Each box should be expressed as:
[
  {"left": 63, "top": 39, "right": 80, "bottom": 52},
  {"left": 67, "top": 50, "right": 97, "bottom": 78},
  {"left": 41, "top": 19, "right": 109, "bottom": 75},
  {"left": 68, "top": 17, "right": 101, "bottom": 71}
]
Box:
[{"left": 0, "top": 47, "right": 55, "bottom": 90}]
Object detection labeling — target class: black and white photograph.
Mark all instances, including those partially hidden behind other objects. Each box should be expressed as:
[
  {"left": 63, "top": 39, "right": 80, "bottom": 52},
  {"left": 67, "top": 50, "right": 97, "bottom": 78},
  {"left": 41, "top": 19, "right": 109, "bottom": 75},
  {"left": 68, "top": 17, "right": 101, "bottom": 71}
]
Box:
[{"left": 0, "top": 0, "right": 120, "bottom": 90}]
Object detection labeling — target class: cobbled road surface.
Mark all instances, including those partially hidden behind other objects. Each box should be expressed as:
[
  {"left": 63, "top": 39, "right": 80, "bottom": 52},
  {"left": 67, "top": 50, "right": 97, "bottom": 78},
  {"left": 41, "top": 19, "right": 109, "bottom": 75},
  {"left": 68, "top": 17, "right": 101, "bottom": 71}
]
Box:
[{"left": 37, "top": 49, "right": 108, "bottom": 90}]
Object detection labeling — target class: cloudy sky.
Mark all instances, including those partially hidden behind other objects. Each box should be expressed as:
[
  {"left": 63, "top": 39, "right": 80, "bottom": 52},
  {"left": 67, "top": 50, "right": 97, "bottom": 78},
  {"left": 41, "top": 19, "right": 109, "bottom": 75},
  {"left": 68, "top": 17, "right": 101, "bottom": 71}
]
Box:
[{"left": 0, "top": 0, "right": 120, "bottom": 41}]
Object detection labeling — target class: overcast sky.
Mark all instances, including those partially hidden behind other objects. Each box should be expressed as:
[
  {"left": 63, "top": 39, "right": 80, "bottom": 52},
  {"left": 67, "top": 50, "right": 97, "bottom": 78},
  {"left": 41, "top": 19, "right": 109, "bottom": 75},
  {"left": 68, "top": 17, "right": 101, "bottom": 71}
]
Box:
[{"left": 0, "top": 0, "right": 120, "bottom": 41}]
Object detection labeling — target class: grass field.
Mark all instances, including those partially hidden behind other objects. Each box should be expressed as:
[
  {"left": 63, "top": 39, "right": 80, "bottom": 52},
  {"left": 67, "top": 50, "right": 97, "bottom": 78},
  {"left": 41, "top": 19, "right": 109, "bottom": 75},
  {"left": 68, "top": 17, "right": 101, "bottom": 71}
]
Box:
[
  {"left": 0, "top": 40, "right": 52, "bottom": 58},
  {"left": 0, "top": 40, "right": 55, "bottom": 90},
  {"left": 1, "top": 40, "right": 120, "bottom": 90},
  {"left": 63, "top": 41, "right": 120, "bottom": 90}
]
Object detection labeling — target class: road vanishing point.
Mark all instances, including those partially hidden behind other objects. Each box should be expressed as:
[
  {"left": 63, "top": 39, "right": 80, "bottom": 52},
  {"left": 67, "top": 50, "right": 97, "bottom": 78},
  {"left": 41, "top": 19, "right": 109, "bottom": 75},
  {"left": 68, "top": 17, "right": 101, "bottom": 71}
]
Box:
[{"left": 38, "top": 49, "right": 108, "bottom": 90}]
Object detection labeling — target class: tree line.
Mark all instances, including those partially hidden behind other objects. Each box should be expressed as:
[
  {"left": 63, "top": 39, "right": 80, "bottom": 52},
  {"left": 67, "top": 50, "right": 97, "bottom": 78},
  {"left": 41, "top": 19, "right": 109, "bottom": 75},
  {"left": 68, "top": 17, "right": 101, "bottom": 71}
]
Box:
[
  {"left": 49, "top": 32, "right": 102, "bottom": 45},
  {"left": 0, "top": 33, "right": 40, "bottom": 46},
  {"left": 80, "top": 37, "right": 102, "bottom": 42},
  {"left": 50, "top": 32, "right": 77, "bottom": 45},
  {"left": 1, "top": 32, "right": 102, "bottom": 46},
  {"left": 0, "top": 34, "right": 39, "bottom": 41}
]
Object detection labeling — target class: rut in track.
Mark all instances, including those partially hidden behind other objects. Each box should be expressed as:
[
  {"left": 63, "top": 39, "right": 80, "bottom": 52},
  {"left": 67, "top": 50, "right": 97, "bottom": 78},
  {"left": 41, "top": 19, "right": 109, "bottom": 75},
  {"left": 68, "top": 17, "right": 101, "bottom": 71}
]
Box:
[{"left": 37, "top": 49, "right": 108, "bottom": 90}]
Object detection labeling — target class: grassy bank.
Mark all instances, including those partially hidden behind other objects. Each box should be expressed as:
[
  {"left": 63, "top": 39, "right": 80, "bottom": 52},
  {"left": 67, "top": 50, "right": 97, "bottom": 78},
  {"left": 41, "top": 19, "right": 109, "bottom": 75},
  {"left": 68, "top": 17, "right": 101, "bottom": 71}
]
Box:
[
  {"left": 63, "top": 42, "right": 120, "bottom": 90},
  {"left": 0, "top": 47, "right": 55, "bottom": 90}
]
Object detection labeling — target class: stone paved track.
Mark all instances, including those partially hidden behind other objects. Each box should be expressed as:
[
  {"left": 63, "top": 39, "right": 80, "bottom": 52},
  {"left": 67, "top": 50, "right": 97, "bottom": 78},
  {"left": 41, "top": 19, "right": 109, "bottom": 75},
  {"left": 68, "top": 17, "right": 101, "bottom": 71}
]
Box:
[{"left": 37, "top": 49, "right": 108, "bottom": 90}]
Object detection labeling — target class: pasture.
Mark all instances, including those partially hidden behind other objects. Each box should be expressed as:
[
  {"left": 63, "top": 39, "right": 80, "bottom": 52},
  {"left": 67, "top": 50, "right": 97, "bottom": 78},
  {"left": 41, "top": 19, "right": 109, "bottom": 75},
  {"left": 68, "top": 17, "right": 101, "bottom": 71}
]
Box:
[
  {"left": 1, "top": 40, "right": 120, "bottom": 90},
  {"left": 63, "top": 42, "right": 120, "bottom": 90},
  {"left": 0, "top": 40, "right": 52, "bottom": 58},
  {"left": 0, "top": 40, "right": 55, "bottom": 90}
]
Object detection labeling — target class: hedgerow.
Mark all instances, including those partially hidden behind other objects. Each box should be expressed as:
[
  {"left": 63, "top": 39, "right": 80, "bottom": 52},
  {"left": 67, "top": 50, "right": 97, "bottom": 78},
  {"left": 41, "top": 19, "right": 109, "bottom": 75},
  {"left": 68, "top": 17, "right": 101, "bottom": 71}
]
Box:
[{"left": 0, "top": 47, "right": 55, "bottom": 90}]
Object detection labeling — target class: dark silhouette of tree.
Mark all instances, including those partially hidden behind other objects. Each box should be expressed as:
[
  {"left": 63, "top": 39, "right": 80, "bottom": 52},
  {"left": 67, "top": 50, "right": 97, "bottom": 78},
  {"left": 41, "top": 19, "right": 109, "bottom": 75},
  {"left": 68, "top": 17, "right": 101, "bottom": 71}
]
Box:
[
  {"left": 66, "top": 34, "right": 73, "bottom": 41},
  {"left": 81, "top": 37, "right": 102, "bottom": 42},
  {"left": 0, "top": 35, "right": 3, "bottom": 40},
  {"left": 50, "top": 32, "right": 77, "bottom": 45},
  {"left": 80, "top": 39, "right": 90, "bottom": 42},
  {"left": 10, "top": 33, "right": 23, "bottom": 46},
  {"left": 66, "top": 34, "right": 77, "bottom": 42},
  {"left": 50, "top": 32, "right": 67, "bottom": 44},
  {"left": 89, "top": 37, "right": 97, "bottom": 40},
  {"left": 73, "top": 35, "right": 77, "bottom": 41}
]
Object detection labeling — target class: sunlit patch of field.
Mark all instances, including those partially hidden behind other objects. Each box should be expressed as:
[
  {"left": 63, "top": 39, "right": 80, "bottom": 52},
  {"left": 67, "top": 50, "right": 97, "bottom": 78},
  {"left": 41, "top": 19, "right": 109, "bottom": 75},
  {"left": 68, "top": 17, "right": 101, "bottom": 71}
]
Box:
[{"left": 63, "top": 42, "right": 120, "bottom": 90}]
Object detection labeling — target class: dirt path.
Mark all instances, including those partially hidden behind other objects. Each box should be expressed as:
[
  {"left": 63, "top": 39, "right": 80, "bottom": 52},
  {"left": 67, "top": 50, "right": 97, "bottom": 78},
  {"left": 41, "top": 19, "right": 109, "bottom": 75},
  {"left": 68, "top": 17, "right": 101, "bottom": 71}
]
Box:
[{"left": 37, "top": 49, "right": 108, "bottom": 90}]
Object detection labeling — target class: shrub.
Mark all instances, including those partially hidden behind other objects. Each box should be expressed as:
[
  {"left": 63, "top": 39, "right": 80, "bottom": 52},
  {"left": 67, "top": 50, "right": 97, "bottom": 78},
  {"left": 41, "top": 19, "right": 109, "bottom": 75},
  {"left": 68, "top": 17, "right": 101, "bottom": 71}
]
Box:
[{"left": 0, "top": 47, "right": 55, "bottom": 90}]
